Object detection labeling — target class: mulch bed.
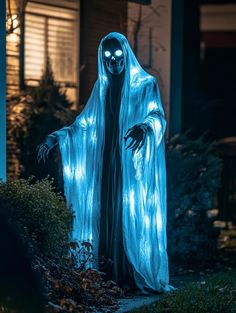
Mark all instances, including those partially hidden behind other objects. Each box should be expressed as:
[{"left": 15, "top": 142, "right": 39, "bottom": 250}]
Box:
[
  {"left": 32, "top": 228, "right": 236, "bottom": 313},
  {"left": 33, "top": 254, "right": 126, "bottom": 313}
]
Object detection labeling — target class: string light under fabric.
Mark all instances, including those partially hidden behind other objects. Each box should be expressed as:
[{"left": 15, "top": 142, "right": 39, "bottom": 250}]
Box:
[{"left": 52, "top": 32, "right": 175, "bottom": 292}]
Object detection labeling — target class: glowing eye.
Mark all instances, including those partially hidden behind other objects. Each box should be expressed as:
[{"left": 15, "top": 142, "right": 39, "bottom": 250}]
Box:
[
  {"left": 115, "top": 49, "right": 123, "bottom": 57},
  {"left": 104, "top": 51, "right": 111, "bottom": 58}
]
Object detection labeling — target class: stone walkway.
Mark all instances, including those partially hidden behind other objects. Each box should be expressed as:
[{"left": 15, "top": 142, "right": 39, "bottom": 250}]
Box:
[
  {"left": 115, "top": 294, "right": 161, "bottom": 313},
  {"left": 114, "top": 274, "right": 203, "bottom": 313}
]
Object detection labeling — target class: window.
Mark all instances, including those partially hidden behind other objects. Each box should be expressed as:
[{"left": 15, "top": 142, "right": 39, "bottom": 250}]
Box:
[{"left": 24, "top": 1, "right": 79, "bottom": 103}]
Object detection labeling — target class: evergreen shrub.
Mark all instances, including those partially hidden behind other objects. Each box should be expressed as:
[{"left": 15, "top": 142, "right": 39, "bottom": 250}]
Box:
[
  {"left": 166, "top": 133, "right": 223, "bottom": 265},
  {"left": 7, "top": 58, "right": 76, "bottom": 181}
]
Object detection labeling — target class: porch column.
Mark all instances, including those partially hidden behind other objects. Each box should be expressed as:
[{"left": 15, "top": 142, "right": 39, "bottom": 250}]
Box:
[
  {"left": 169, "top": 0, "right": 184, "bottom": 137},
  {"left": 0, "top": 0, "right": 6, "bottom": 181},
  {"left": 169, "top": 0, "right": 201, "bottom": 137}
]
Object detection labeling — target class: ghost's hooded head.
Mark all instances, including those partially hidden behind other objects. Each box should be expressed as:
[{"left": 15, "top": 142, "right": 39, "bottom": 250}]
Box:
[
  {"left": 98, "top": 32, "right": 148, "bottom": 85},
  {"left": 95, "top": 32, "right": 165, "bottom": 121}
]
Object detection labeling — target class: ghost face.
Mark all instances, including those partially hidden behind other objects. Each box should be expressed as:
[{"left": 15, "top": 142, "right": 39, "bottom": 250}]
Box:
[{"left": 102, "top": 38, "right": 125, "bottom": 75}]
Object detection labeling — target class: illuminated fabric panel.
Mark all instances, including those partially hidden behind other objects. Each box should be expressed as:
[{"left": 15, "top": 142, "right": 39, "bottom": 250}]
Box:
[{"left": 24, "top": 1, "right": 79, "bottom": 102}]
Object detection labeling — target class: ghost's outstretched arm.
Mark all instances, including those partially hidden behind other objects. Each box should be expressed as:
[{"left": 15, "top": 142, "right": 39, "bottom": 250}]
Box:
[
  {"left": 36, "top": 83, "right": 100, "bottom": 163},
  {"left": 36, "top": 124, "right": 73, "bottom": 163}
]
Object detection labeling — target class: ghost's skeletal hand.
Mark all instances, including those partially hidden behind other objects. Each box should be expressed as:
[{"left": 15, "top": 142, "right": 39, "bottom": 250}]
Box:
[
  {"left": 36, "top": 134, "right": 58, "bottom": 163},
  {"left": 124, "top": 124, "right": 149, "bottom": 153}
]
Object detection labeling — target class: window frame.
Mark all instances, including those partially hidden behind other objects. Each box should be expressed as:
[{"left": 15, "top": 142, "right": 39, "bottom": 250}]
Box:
[{"left": 20, "top": 0, "right": 80, "bottom": 104}]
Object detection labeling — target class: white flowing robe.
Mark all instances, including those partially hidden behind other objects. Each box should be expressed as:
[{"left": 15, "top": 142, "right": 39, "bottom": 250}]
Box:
[{"left": 53, "top": 32, "right": 175, "bottom": 292}]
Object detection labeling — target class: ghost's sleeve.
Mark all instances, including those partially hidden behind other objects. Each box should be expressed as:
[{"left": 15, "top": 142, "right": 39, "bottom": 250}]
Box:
[
  {"left": 132, "top": 78, "right": 166, "bottom": 180},
  {"left": 48, "top": 125, "right": 70, "bottom": 142},
  {"left": 143, "top": 78, "right": 166, "bottom": 146},
  {"left": 48, "top": 110, "right": 84, "bottom": 143},
  {"left": 48, "top": 79, "right": 99, "bottom": 143}
]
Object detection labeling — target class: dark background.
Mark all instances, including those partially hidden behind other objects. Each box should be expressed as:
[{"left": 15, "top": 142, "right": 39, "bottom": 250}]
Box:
[{"left": 170, "top": 0, "right": 236, "bottom": 140}]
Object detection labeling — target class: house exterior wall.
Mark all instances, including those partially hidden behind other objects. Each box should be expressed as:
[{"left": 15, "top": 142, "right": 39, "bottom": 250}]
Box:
[
  {"left": 0, "top": 0, "right": 6, "bottom": 181},
  {"left": 200, "top": 4, "right": 236, "bottom": 31},
  {"left": 7, "top": 0, "right": 80, "bottom": 98},
  {"left": 6, "top": 0, "right": 127, "bottom": 178},
  {"left": 127, "top": 0, "right": 172, "bottom": 130},
  {"left": 6, "top": 0, "right": 81, "bottom": 178},
  {"left": 6, "top": 0, "right": 128, "bottom": 104},
  {"left": 79, "top": 0, "right": 127, "bottom": 105}
]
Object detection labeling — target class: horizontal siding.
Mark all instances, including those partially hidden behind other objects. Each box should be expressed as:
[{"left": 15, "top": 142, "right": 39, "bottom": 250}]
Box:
[
  {"left": 30, "top": 0, "right": 79, "bottom": 10},
  {"left": 6, "top": 36, "right": 20, "bottom": 95},
  {"left": 79, "top": 0, "right": 127, "bottom": 103}
]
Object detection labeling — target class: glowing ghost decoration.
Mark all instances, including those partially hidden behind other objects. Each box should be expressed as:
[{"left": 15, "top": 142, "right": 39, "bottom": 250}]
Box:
[{"left": 49, "top": 32, "right": 175, "bottom": 293}]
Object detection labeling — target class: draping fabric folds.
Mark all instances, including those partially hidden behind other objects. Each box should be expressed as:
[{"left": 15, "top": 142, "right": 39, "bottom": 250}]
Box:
[{"left": 53, "top": 32, "right": 175, "bottom": 292}]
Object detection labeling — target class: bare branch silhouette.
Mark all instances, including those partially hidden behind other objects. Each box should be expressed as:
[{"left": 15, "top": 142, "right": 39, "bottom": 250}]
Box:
[{"left": 6, "top": 0, "right": 28, "bottom": 36}]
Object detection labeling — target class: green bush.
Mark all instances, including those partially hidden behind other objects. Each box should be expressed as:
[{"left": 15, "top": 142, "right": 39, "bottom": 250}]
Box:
[
  {"left": 166, "top": 133, "right": 223, "bottom": 265},
  {"left": 0, "top": 178, "right": 72, "bottom": 258}
]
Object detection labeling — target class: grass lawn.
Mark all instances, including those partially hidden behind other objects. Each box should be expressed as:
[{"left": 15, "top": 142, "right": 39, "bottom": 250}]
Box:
[{"left": 129, "top": 269, "right": 236, "bottom": 313}]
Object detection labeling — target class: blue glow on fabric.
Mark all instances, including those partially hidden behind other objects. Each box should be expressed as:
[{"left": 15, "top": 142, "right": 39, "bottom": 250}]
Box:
[{"left": 54, "top": 32, "right": 175, "bottom": 292}]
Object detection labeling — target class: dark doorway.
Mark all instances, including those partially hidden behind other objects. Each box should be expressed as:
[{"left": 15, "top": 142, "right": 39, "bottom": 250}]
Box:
[
  {"left": 197, "top": 4, "right": 236, "bottom": 140},
  {"left": 199, "top": 47, "right": 236, "bottom": 139}
]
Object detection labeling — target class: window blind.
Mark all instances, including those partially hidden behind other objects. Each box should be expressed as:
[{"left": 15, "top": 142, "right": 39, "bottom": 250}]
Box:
[{"left": 24, "top": 1, "right": 79, "bottom": 102}]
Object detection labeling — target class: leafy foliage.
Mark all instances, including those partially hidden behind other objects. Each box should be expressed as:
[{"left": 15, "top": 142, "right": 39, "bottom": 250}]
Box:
[
  {"left": 166, "top": 133, "right": 223, "bottom": 265},
  {"left": 0, "top": 178, "right": 72, "bottom": 258},
  {"left": 32, "top": 241, "right": 124, "bottom": 313}
]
